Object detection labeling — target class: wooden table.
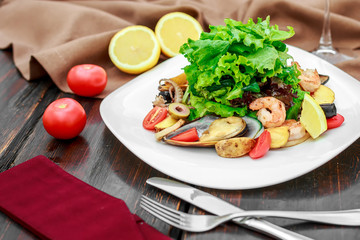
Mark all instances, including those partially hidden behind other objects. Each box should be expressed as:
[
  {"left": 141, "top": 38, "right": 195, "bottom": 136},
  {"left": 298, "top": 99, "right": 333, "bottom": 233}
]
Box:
[{"left": 0, "top": 48, "right": 359, "bottom": 240}]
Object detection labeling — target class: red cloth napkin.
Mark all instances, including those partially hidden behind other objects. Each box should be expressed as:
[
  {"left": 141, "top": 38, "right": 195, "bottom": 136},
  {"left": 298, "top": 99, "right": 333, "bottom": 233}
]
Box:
[{"left": 0, "top": 155, "right": 170, "bottom": 240}]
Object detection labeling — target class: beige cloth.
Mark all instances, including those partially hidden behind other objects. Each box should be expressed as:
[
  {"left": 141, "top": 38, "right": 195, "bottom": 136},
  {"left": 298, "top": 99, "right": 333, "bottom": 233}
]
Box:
[{"left": 0, "top": 0, "right": 359, "bottom": 98}]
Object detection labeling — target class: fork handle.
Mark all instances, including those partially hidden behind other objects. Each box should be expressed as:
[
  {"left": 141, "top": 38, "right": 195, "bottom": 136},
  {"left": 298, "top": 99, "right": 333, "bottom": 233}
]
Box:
[{"left": 228, "top": 209, "right": 360, "bottom": 226}]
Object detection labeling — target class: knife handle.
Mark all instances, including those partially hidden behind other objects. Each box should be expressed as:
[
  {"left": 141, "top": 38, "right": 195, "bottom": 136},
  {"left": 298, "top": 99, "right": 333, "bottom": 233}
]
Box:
[{"left": 235, "top": 217, "right": 313, "bottom": 240}]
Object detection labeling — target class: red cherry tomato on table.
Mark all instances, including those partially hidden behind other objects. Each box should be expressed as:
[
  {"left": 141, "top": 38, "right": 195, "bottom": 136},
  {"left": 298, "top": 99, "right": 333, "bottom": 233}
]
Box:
[
  {"left": 249, "top": 130, "right": 271, "bottom": 159},
  {"left": 327, "top": 113, "right": 344, "bottom": 129},
  {"left": 143, "top": 107, "right": 168, "bottom": 130},
  {"left": 67, "top": 64, "right": 107, "bottom": 97},
  {"left": 171, "top": 127, "right": 199, "bottom": 142},
  {"left": 42, "top": 98, "right": 87, "bottom": 139}
]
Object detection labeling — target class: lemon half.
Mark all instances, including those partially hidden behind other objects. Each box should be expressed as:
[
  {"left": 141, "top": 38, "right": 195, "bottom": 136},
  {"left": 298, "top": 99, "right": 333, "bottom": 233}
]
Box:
[
  {"left": 109, "top": 25, "right": 161, "bottom": 74},
  {"left": 155, "top": 12, "right": 203, "bottom": 57}
]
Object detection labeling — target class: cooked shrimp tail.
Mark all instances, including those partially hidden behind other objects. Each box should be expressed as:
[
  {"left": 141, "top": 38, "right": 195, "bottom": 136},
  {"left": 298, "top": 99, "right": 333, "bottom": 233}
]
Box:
[
  {"left": 281, "top": 119, "right": 306, "bottom": 141},
  {"left": 293, "top": 61, "right": 321, "bottom": 92},
  {"left": 249, "top": 97, "right": 286, "bottom": 128}
]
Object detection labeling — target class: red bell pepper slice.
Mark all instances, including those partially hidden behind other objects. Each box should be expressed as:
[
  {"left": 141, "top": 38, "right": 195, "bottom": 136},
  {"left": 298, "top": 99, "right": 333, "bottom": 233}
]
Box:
[
  {"left": 327, "top": 113, "right": 344, "bottom": 129},
  {"left": 143, "top": 106, "right": 168, "bottom": 130},
  {"left": 249, "top": 130, "right": 271, "bottom": 159},
  {"left": 170, "top": 127, "right": 199, "bottom": 142}
]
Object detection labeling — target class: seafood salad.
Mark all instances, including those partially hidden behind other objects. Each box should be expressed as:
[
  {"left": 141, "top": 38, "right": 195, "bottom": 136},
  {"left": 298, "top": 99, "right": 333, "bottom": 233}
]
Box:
[{"left": 142, "top": 17, "right": 344, "bottom": 159}]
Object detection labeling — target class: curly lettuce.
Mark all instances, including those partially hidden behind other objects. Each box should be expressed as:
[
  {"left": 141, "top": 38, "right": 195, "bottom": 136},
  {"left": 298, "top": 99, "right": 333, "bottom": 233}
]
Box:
[{"left": 180, "top": 16, "right": 303, "bottom": 120}]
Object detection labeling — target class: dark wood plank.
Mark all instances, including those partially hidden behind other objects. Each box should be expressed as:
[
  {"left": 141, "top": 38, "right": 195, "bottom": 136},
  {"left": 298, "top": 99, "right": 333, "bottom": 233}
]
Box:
[
  {"left": 0, "top": 50, "right": 183, "bottom": 239},
  {"left": 0, "top": 50, "right": 59, "bottom": 172}
]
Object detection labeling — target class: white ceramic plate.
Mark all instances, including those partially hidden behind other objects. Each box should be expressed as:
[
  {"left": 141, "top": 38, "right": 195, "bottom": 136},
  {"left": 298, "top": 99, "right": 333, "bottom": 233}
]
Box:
[{"left": 100, "top": 45, "right": 360, "bottom": 190}]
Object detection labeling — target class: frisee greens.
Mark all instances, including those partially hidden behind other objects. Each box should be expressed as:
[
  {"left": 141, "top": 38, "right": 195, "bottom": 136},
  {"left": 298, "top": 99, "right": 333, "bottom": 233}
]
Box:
[{"left": 180, "top": 16, "right": 304, "bottom": 120}]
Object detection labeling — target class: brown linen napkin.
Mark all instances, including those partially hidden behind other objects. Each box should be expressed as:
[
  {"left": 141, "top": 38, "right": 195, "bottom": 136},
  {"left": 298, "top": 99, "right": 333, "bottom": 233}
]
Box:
[{"left": 0, "top": 0, "right": 359, "bottom": 98}]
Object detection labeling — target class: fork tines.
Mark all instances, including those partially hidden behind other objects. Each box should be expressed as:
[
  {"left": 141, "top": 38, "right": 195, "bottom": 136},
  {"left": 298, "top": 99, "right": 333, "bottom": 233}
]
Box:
[{"left": 140, "top": 195, "right": 184, "bottom": 227}]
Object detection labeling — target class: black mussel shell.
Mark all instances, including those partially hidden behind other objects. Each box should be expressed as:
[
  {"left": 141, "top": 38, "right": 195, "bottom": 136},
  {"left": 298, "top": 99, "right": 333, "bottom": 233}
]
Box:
[{"left": 320, "top": 103, "right": 337, "bottom": 118}]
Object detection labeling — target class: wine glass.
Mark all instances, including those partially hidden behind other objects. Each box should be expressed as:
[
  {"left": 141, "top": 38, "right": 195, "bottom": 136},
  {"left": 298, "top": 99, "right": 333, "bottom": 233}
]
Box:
[{"left": 312, "top": 0, "right": 354, "bottom": 64}]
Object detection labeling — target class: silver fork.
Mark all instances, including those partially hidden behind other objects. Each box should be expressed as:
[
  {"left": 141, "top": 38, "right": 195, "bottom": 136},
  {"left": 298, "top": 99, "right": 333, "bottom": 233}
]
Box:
[{"left": 140, "top": 195, "right": 360, "bottom": 232}]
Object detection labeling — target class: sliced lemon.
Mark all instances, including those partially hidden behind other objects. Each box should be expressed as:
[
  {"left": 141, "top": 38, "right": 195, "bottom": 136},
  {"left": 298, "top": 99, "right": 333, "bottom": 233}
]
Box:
[
  {"left": 155, "top": 12, "right": 203, "bottom": 57},
  {"left": 109, "top": 25, "right": 161, "bottom": 74},
  {"left": 300, "top": 93, "right": 327, "bottom": 139}
]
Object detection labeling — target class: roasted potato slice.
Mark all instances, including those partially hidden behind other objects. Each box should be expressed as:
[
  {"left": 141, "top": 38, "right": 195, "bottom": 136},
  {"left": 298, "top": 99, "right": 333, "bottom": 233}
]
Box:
[
  {"left": 154, "top": 115, "right": 178, "bottom": 132},
  {"left": 171, "top": 72, "right": 188, "bottom": 86},
  {"left": 312, "top": 85, "right": 335, "bottom": 104},
  {"left": 267, "top": 126, "right": 289, "bottom": 149},
  {"left": 215, "top": 137, "right": 256, "bottom": 158}
]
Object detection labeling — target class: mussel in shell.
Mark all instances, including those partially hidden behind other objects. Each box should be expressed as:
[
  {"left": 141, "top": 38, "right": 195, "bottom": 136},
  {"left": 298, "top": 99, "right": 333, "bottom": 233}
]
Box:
[
  {"left": 199, "top": 117, "right": 247, "bottom": 142},
  {"left": 319, "top": 74, "right": 330, "bottom": 85},
  {"left": 164, "top": 115, "right": 218, "bottom": 140},
  {"left": 164, "top": 116, "right": 247, "bottom": 147}
]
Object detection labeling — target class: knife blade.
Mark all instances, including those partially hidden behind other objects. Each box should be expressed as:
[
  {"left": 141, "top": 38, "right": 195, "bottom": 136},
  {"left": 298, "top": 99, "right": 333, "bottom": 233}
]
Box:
[{"left": 146, "top": 177, "right": 313, "bottom": 240}]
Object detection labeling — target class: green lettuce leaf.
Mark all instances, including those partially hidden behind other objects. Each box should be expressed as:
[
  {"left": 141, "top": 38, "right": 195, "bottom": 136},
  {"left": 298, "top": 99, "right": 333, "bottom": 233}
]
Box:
[{"left": 180, "top": 16, "right": 300, "bottom": 120}]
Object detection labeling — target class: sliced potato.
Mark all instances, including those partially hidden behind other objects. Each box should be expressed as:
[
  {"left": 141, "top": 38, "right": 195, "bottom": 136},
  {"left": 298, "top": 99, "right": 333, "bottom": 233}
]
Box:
[
  {"left": 171, "top": 72, "right": 188, "bottom": 86},
  {"left": 311, "top": 85, "right": 335, "bottom": 104},
  {"left": 215, "top": 137, "right": 256, "bottom": 158},
  {"left": 155, "top": 115, "right": 178, "bottom": 132},
  {"left": 267, "top": 126, "right": 289, "bottom": 149}
]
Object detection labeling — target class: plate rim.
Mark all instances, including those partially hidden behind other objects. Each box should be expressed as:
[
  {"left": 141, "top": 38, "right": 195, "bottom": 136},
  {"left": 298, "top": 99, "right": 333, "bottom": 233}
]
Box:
[{"left": 100, "top": 44, "right": 360, "bottom": 190}]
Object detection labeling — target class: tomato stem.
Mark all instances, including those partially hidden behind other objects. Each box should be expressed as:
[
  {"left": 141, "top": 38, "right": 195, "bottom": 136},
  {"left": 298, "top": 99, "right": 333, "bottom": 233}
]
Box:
[{"left": 58, "top": 104, "right": 67, "bottom": 109}]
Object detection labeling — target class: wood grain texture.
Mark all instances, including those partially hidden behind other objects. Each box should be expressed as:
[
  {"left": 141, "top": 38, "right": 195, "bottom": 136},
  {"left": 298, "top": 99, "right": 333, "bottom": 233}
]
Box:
[{"left": 0, "top": 49, "right": 360, "bottom": 240}]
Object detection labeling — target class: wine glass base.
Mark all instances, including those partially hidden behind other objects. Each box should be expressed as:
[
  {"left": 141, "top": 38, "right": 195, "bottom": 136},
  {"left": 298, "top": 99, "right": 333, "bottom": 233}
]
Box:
[{"left": 312, "top": 48, "right": 355, "bottom": 64}]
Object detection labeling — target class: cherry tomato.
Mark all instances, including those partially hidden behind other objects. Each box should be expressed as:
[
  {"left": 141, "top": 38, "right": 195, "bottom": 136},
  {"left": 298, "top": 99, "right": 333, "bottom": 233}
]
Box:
[
  {"left": 171, "top": 127, "right": 199, "bottom": 142},
  {"left": 143, "top": 107, "right": 168, "bottom": 130},
  {"left": 249, "top": 130, "right": 271, "bottom": 159},
  {"left": 327, "top": 113, "right": 344, "bottom": 129},
  {"left": 67, "top": 64, "right": 107, "bottom": 97},
  {"left": 42, "top": 98, "right": 87, "bottom": 139}
]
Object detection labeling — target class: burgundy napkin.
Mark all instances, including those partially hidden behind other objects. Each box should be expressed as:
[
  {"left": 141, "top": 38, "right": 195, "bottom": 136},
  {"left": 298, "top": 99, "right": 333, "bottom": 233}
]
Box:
[{"left": 0, "top": 155, "right": 170, "bottom": 240}]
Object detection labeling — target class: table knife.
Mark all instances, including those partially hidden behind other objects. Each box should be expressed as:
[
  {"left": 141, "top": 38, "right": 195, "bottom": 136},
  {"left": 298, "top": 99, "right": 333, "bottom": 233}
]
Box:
[{"left": 146, "top": 177, "right": 313, "bottom": 240}]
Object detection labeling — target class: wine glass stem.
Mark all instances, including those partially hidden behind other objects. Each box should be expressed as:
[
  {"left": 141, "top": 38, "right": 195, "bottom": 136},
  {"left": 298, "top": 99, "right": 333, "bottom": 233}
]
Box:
[{"left": 319, "top": 0, "right": 334, "bottom": 50}]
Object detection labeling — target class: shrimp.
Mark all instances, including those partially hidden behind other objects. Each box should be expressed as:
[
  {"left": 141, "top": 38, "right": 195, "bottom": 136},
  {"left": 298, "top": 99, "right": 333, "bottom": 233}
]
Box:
[
  {"left": 293, "top": 61, "right": 321, "bottom": 92},
  {"left": 281, "top": 119, "right": 306, "bottom": 141},
  {"left": 249, "top": 97, "right": 286, "bottom": 128},
  {"left": 298, "top": 69, "right": 321, "bottom": 92}
]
